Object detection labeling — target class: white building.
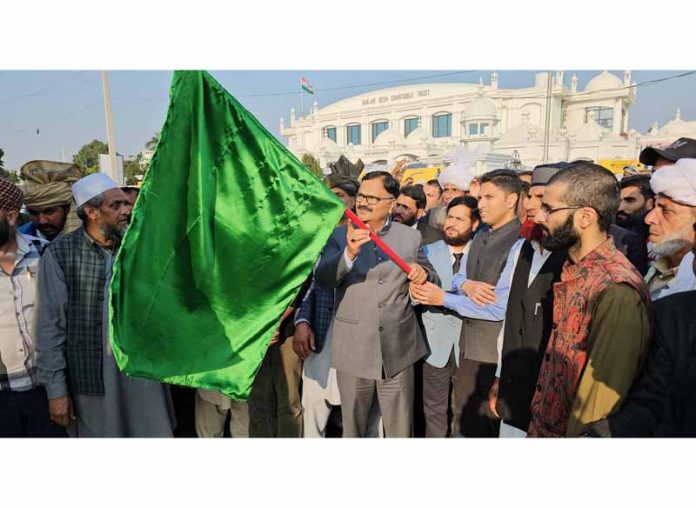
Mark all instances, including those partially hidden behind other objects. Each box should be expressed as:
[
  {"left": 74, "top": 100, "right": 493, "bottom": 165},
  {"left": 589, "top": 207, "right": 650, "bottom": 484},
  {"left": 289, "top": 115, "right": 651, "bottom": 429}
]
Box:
[{"left": 280, "top": 71, "right": 696, "bottom": 174}]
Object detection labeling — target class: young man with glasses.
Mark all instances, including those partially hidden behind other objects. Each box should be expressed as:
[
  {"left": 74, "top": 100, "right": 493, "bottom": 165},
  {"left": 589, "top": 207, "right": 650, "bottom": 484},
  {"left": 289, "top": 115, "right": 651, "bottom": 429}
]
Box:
[
  {"left": 528, "top": 163, "right": 651, "bottom": 437},
  {"left": 316, "top": 171, "right": 438, "bottom": 437}
]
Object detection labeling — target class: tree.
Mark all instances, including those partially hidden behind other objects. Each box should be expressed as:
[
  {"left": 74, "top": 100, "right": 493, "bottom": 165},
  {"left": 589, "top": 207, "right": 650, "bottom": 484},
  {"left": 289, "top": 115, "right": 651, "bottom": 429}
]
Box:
[
  {"left": 73, "top": 139, "right": 108, "bottom": 173},
  {"left": 124, "top": 154, "right": 144, "bottom": 186},
  {"left": 145, "top": 132, "right": 160, "bottom": 150},
  {"left": 301, "top": 152, "right": 323, "bottom": 178},
  {"left": 0, "top": 147, "right": 19, "bottom": 183}
]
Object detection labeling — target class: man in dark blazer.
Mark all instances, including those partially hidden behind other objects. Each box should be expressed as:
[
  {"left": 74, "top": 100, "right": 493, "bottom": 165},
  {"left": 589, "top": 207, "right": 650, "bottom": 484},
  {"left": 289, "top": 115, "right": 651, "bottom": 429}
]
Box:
[
  {"left": 316, "top": 171, "right": 439, "bottom": 437},
  {"left": 392, "top": 184, "right": 441, "bottom": 245}
]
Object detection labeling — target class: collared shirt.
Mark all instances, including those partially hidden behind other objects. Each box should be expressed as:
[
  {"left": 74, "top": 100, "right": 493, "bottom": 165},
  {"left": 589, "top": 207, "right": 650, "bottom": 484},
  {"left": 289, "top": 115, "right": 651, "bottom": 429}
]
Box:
[
  {"left": 448, "top": 243, "right": 469, "bottom": 267},
  {"left": 645, "top": 252, "right": 696, "bottom": 300},
  {"left": 0, "top": 232, "right": 46, "bottom": 391},
  {"left": 442, "top": 238, "right": 525, "bottom": 322}
]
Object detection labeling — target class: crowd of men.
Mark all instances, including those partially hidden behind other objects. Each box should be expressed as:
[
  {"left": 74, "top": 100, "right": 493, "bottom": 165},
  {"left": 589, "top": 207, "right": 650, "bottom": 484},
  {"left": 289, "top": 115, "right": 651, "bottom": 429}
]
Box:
[{"left": 1, "top": 136, "right": 696, "bottom": 437}]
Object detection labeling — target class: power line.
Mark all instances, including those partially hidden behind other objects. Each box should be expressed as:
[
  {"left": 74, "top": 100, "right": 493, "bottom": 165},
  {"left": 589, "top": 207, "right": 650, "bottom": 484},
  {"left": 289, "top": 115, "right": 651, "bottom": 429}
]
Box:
[
  {"left": 0, "top": 71, "right": 96, "bottom": 105},
  {"left": 233, "top": 70, "right": 482, "bottom": 98},
  {"left": 2, "top": 70, "right": 695, "bottom": 134}
]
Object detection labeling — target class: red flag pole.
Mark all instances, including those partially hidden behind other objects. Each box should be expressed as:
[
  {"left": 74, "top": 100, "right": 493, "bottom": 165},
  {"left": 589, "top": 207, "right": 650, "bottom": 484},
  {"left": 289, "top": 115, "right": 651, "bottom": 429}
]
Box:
[{"left": 344, "top": 208, "right": 412, "bottom": 275}]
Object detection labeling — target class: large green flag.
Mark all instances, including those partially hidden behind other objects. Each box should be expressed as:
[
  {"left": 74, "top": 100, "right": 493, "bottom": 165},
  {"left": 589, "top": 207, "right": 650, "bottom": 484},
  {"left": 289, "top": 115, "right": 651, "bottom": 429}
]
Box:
[{"left": 109, "top": 70, "right": 344, "bottom": 399}]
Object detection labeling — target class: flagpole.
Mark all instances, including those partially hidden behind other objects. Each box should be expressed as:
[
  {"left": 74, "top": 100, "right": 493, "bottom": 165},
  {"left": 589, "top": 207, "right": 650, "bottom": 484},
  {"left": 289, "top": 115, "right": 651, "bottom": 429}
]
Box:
[
  {"left": 101, "top": 70, "right": 119, "bottom": 184},
  {"left": 300, "top": 77, "right": 304, "bottom": 117},
  {"left": 344, "top": 209, "right": 412, "bottom": 275}
]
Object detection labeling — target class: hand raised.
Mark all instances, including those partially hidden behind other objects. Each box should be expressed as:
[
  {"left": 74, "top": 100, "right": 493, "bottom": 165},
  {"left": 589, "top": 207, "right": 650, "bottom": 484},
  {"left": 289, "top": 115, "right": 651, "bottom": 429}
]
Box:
[{"left": 346, "top": 221, "right": 371, "bottom": 260}]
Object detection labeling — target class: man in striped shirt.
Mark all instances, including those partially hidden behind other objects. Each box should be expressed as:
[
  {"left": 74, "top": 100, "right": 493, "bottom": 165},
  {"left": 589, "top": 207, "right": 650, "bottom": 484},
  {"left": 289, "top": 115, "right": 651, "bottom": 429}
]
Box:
[{"left": 0, "top": 178, "right": 65, "bottom": 437}]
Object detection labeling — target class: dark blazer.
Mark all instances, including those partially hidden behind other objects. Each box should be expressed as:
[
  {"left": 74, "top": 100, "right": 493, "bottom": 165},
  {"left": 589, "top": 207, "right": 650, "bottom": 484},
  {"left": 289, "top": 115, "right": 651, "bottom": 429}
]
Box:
[
  {"left": 610, "top": 224, "right": 648, "bottom": 276},
  {"left": 497, "top": 241, "right": 567, "bottom": 431},
  {"left": 590, "top": 291, "right": 696, "bottom": 437},
  {"left": 316, "top": 220, "right": 439, "bottom": 379},
  {"left": 417, "top": 220, "right": 443, "bottom": 245}
]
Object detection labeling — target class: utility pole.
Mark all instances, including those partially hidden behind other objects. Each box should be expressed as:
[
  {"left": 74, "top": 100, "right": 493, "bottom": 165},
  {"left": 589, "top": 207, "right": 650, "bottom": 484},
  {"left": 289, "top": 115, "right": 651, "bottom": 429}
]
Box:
[
  {"left": 101, "top": 71, "right": 119, "bottom": 183},
  {"left": 542, "top": 70, "right": 553, "bottom": 164}
]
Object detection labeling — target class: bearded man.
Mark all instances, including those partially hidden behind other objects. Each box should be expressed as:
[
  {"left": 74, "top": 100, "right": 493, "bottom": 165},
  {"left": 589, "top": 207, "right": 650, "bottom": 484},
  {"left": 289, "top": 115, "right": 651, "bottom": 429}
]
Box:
[{"left": 36, "top": 173, "right": 176, "bottom": 437}]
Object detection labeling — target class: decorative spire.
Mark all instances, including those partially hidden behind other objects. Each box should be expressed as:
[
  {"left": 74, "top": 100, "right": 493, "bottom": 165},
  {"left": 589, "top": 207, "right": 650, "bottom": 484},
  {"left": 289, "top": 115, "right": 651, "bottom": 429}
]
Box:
[
  {"left": 571, "top": 74, "right": 578, "bottom": 93},
  {"left": 491, "top": 71, "right": 499, "bottom": 89},
  {"left": 676, "top": 107, "right": 681, "bottom": 120}
]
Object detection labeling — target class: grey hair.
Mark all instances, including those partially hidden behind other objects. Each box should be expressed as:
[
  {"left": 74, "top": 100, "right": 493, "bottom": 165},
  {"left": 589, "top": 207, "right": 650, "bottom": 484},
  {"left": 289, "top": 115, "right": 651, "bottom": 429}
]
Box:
[
  {"left": 76, "top": 194, "right": 105, "bottom": 224},
  {"left": 547, "top": 162, "right": 619, "bottom": 233}
]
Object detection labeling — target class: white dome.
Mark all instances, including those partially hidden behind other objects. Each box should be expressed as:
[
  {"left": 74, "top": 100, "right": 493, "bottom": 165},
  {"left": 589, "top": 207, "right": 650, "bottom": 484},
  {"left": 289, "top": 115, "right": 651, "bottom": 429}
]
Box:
[
  {"left": 373, "top": 128, "right": 405, "bottom": 146},
  {"left": 572, "top": 120, "right": 605, "bottom": 142},
  {"left": 310, "top": 135, "right": 338, "bottom": 153},
  {"left": 658, "top": 109, "right": 696, "bottom": 136},
  {"left": 497, "top": 122, "right": 544, "bottom": 145},
  {"left": 584, "top": 71, "right": 623, "bottom": 92},
  {"left": 463, "top": 95, "right": 497, "bottom": 119},
  {"left": 404, "top": 126, "right": 430, "bottom": 146}
]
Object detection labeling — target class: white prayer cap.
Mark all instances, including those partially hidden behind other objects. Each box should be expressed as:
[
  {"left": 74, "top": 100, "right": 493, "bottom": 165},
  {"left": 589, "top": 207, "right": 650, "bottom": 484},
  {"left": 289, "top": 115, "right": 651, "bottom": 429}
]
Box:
[
  {"left": 650, "top": 158, "right": 696, "bottom": 206},
  {"left": 438, "top": 147, "right": 481, "bottom": 191},
  {"left": 72, "top": 172, "right": 119, "bottom": 208}
]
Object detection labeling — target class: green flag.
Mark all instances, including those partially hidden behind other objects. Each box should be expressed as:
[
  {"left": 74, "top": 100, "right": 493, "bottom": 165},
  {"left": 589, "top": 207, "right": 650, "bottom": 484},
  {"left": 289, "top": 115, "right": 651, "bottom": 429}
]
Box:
[{"left": 109, "top": 70, "right": 344, "bottom": 400}]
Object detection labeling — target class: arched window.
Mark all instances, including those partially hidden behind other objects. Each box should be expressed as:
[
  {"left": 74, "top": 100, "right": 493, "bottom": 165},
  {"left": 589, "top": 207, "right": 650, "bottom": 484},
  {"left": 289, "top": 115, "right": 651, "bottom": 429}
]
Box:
[
  {"left": 432, "top": 113, "right": 451, "bottom": 138},
  {"left": 404, "top": 116, "right": 420, "bottom": 137},
  {"left": 371, "top": 120, "right": 389, "bottom": 143},
  {"left": 323, "top": 126, "right": 337, "bottom": 142},
  {"left": 346, "top": 123, "right": 361, "bottom": 145}
]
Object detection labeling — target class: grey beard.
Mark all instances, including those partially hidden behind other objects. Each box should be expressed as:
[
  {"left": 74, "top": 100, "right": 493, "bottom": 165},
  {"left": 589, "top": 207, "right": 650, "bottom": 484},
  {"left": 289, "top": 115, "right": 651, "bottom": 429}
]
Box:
[
  {"left": 649, "top": 238, "right": 691, "bottom": 257},
  {"left": 100, "top": 224, "right": 125, "bottom": 244}
]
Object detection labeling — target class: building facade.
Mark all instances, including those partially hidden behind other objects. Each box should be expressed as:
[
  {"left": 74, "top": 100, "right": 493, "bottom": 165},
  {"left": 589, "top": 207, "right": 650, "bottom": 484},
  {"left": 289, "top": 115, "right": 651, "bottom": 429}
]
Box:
[{"left": 280, "top": 71, "right": 696, "bottom": 174}]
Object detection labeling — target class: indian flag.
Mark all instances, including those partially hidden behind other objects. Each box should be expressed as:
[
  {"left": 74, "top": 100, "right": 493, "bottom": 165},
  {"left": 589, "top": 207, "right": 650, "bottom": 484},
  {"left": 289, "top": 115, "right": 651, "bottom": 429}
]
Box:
[{"left": 301, "top": 76, "right": 314, "bottom": 95}]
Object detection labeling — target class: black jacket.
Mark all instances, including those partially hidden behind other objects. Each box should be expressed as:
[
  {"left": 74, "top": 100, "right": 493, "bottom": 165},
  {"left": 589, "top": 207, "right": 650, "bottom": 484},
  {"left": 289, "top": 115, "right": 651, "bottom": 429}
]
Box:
[
  {"left": 589, "top": 291, "right": 696, "bottom": 437},
  {"left": 417, "top": 220, "right": 443, "bottom": 246},
  {"left": 610, "top": 224, "right": 648, "bottom": 276}
]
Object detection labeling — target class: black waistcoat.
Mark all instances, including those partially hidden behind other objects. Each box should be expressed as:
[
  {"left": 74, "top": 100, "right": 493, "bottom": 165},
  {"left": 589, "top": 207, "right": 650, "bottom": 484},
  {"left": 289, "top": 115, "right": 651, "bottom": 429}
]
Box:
[
  {"left": 459, "top": 219, "right": 521, "bottom": 364},
  {"left": 496, "top": 241, "right": 567, "bottom": 431}
]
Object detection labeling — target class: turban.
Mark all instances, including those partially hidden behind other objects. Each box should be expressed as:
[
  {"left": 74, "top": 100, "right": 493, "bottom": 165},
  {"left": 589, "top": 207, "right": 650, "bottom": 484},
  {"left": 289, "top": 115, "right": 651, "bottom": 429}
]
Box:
[
  {"left": 324, "top": 174, "right": 359, "bottom": 197},
  {"left": 438, "top": 147, "right": 481, "bottom": 191},
  {"left": 0, "top": 178, "right": 23, "bottom": 211},
  {"left": 650, "top": 158, "right": 696, "bottom": 206},
  {"left": 20, "top": 160, "right": 83, "bottom": 210}
]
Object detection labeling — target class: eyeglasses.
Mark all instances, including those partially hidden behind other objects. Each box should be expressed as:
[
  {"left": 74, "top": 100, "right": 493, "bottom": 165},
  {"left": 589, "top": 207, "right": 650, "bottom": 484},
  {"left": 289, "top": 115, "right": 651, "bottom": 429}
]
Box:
[
  {"left": 356, "top": 193, "right": 395, "bottom": 206},
  {"left": 538, "top": 204, "right": 583, "bottom": 217}
]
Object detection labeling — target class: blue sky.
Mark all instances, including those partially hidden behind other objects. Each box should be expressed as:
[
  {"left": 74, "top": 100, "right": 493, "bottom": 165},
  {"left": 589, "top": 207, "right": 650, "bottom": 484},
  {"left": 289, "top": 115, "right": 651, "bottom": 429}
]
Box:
[{"left": 1, "top": 70, "right": 694, "bottom": 170}]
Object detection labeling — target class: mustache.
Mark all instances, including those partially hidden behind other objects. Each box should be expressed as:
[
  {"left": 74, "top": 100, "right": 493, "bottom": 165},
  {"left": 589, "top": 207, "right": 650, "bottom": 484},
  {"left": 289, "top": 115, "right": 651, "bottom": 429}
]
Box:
[{"left": 357, "top": 205, "right": 373, "bottom": 212}]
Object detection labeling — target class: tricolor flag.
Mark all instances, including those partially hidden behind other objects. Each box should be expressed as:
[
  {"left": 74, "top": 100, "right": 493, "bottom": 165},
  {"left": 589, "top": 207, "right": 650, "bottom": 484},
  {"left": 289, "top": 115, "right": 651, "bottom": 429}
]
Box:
[
  {"left": 109, "top": 71, "right": 344, "bottom": 399},
  {"left": 301, "top": 76, "right": 314, "bottom": 95}
]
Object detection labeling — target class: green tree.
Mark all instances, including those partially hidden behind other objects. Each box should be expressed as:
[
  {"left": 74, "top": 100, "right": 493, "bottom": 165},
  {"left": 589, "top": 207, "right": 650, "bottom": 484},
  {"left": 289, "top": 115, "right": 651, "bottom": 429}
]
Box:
[
  {"left": 301, "top": 152, "right": 323, "bottom": 178},
  {"left": 0, "top": 147, "right": 19, "bottom": 183},
  {"left": 124, "top": 154, "right": 144, "bottom": 185},
  {"left": 145, "top": 132, "right": 160, "bottom": 150},
  {"left": 73, "top": 139, "right": 108, "bottom": 173}
]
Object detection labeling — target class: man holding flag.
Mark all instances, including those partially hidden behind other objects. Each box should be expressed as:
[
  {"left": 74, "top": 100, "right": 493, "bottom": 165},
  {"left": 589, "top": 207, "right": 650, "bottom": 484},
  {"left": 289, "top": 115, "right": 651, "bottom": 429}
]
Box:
[{"left": 316, "top": 171, "right": 439, "bottom": 437}]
